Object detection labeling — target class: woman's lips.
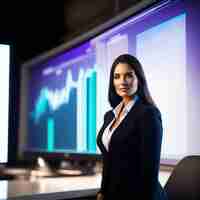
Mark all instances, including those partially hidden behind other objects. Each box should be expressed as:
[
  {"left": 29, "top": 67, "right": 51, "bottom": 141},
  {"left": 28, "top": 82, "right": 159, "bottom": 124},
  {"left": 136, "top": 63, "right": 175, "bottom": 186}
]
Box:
[{"left": 119, "top": 88, "right": 129, "bottom": 91}]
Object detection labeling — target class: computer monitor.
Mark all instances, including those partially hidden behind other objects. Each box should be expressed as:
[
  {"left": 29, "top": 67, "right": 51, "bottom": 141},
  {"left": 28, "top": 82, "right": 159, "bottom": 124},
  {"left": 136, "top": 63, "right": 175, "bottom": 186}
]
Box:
[
  {"left": 0, "top": 43, "right": 10, "bottom": 165},
  {"left": 18, "top": 0, "right": 200, "bottom": 166}
]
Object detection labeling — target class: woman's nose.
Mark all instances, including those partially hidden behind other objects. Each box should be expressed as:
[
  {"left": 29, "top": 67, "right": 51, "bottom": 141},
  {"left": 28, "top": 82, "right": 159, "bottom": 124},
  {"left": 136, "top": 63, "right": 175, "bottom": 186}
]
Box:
[{"left": 120, "top": 76, "right": 127, "bottom": 83}]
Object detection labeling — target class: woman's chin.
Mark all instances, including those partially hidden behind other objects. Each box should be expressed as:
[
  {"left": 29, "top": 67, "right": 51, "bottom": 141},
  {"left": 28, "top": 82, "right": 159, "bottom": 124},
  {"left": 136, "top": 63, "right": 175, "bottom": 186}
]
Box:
[{"left": 118, "top": 92, "right": 131, "bottom": 98}]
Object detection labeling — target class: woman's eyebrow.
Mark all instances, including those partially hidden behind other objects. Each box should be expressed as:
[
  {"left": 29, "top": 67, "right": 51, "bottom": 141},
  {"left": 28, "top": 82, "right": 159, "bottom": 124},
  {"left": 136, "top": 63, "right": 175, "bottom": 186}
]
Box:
[{"left": 114, "top": 71, "right": 134, "bottom": 74}]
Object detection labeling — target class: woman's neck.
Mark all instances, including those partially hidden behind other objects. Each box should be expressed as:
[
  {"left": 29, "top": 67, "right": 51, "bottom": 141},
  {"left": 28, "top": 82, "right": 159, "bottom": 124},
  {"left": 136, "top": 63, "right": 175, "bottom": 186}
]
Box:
[{"left": 122, "top": 96, "right": 133, "bottom": 106}]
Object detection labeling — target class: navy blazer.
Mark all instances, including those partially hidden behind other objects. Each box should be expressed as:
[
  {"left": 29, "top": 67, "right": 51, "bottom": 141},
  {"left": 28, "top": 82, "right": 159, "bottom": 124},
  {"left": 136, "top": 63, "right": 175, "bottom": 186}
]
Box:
[{"left": 97, "top": 99, "right": 168, "bottom": 200}]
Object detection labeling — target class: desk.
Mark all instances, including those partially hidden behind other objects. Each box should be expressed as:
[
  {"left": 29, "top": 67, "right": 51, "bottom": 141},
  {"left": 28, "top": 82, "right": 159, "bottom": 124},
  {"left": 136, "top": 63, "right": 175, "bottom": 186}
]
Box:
[
  {"left": 0, "top": 171, "right": 171, "bottom": 200},
  {"left": 0, "top": 174, "right": 101, "bottom": 200}
]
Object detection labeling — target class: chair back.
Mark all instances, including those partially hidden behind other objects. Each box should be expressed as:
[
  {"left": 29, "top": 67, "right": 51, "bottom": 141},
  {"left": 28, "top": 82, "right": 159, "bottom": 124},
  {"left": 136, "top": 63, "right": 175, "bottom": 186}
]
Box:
[{"left": 164, "top": 155, "right": 200, "bottom": 200}]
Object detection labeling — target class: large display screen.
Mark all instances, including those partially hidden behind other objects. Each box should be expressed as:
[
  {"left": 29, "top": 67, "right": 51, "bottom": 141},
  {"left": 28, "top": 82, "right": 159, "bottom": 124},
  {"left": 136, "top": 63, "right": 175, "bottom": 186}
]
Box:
[
  {"left": 0, "top": 44, "right": 10, "bottom": 163},
  {"left": 20, "top": 0, "right": 200, "bottom": 161}
]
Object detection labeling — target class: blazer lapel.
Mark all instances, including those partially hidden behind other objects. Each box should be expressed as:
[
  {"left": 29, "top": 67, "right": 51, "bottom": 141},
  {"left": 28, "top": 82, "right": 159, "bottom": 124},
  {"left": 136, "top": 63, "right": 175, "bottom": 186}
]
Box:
[
  {"left": 97, "top": 99, "right": 145, "bottom": 155},
  {"left": 108, "top": 99, "right": 144, "bottom": 150},
  {"left": 97, "top": 111, "right": 114, "bottom": 154}
]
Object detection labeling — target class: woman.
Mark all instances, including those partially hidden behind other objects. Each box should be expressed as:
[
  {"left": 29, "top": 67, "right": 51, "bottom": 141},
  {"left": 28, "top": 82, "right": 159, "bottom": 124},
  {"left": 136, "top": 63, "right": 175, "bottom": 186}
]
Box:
[{"left": 96, "top": 54, "right": 168, "bottom": 200}]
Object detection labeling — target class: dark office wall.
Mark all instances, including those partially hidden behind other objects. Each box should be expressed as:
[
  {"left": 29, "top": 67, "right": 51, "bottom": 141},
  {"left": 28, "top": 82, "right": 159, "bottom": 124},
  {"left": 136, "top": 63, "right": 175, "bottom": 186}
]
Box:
[
  {"left": 63, "top": 0, "right": 142, "bottom": 42},
  {"left": 0, "top": 0, "right": 144, "bottom": 63},
  {"left": 1, "top": 0, "right": 146, "bottom": 63},
  {"left": 16, "top": 2, "right": 65, "bottom": 63}
]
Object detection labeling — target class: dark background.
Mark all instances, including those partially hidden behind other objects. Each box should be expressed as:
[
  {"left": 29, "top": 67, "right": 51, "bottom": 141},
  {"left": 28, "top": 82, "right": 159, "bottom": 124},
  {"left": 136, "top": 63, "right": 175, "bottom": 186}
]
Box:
[{"left": 0, "top": 0, "right": 144, "bottom": 63}]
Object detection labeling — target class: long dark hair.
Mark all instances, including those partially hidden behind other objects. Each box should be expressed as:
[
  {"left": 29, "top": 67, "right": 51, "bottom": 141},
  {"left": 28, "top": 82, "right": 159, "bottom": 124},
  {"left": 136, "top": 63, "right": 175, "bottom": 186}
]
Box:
[{"left": 108, "top": 54, "right": 156, "bottom": 108}]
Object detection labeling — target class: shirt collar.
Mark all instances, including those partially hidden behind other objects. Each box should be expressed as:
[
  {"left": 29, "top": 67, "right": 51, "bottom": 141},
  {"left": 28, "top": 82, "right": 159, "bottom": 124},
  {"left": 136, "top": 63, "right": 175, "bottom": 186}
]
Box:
[{"left": 113, "top": 95, "right": 139, "bottom": 118}]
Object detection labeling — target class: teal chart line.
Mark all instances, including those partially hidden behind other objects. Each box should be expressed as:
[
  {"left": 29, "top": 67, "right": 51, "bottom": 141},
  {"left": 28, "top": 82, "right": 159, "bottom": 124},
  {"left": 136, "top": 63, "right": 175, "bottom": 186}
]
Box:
[{"left": 31, "top": 67, "right": 97, "bottom": 153}]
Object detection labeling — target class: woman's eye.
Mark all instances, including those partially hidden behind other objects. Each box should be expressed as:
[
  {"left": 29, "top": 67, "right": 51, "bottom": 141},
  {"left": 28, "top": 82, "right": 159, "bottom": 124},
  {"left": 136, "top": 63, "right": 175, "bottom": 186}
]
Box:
[
  {"left": 114, "top": 73, "right": 134, "bottom": 79},
  {"left": 114, "top": 74, "right": 119, "bottom": 79},
  {"left": 126, "top": 73, "right": 133, "bottom": 78}
]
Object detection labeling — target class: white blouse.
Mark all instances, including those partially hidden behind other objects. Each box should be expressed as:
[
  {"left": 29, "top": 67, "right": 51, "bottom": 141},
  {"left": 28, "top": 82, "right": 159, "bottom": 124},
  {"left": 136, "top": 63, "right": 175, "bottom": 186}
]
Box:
[{"left": 102, "top": 96, "right": 138, "bottom": 151}]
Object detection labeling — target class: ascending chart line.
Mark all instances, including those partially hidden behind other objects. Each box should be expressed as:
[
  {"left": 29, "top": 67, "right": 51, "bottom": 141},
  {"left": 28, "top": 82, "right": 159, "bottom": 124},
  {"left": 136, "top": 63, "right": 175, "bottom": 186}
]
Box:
[{"left": 31, "top": 67, "right": 97, "bottom": 153}]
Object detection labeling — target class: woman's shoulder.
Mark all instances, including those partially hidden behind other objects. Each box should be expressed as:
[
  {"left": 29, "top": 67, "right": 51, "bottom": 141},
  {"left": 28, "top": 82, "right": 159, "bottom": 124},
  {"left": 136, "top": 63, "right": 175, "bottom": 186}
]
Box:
[{"left": 139, "top": 102, "right": 161, "bottom": 118}]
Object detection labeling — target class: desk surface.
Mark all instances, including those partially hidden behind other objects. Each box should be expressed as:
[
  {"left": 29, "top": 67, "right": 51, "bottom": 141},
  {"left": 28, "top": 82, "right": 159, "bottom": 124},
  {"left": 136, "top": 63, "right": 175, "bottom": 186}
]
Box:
[
  {"left": 0, "top": 174, "right": 101, "bottom": 200},
  {"left": 0, "top": 171, "right": 171, "bottom": 200}
]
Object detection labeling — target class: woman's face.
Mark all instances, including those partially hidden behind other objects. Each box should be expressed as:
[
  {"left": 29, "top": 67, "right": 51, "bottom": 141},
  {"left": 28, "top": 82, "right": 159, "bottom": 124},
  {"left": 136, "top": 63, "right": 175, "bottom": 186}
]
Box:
[{"left": 113, "top": 62, "right": 138, "bottom": 99}]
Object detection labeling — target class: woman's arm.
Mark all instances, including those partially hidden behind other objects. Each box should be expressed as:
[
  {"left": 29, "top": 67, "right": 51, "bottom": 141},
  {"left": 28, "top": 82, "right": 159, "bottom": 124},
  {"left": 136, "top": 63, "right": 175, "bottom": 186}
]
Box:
[
  {"left": 138, "top": 106, "right": 163, "bottom": 200},
  {"left": 96, "top": 111, "right": 113, "bottom": 197}
]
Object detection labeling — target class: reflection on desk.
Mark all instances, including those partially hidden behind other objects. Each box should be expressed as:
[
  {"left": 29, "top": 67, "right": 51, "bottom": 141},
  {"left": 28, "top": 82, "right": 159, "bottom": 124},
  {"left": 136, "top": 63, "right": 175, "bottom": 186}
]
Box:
[
  {"left": 0, "top": 170, "right": 171, "bottom": 200},
  {"left": 0, "top": 174, "right": 101, "bottom": 200},
  {"left": 0, "top": 168, "right": 29, "bottom": 180},
  {"left": 0, "top": 167, "right": 91, "bottom": 181}
]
